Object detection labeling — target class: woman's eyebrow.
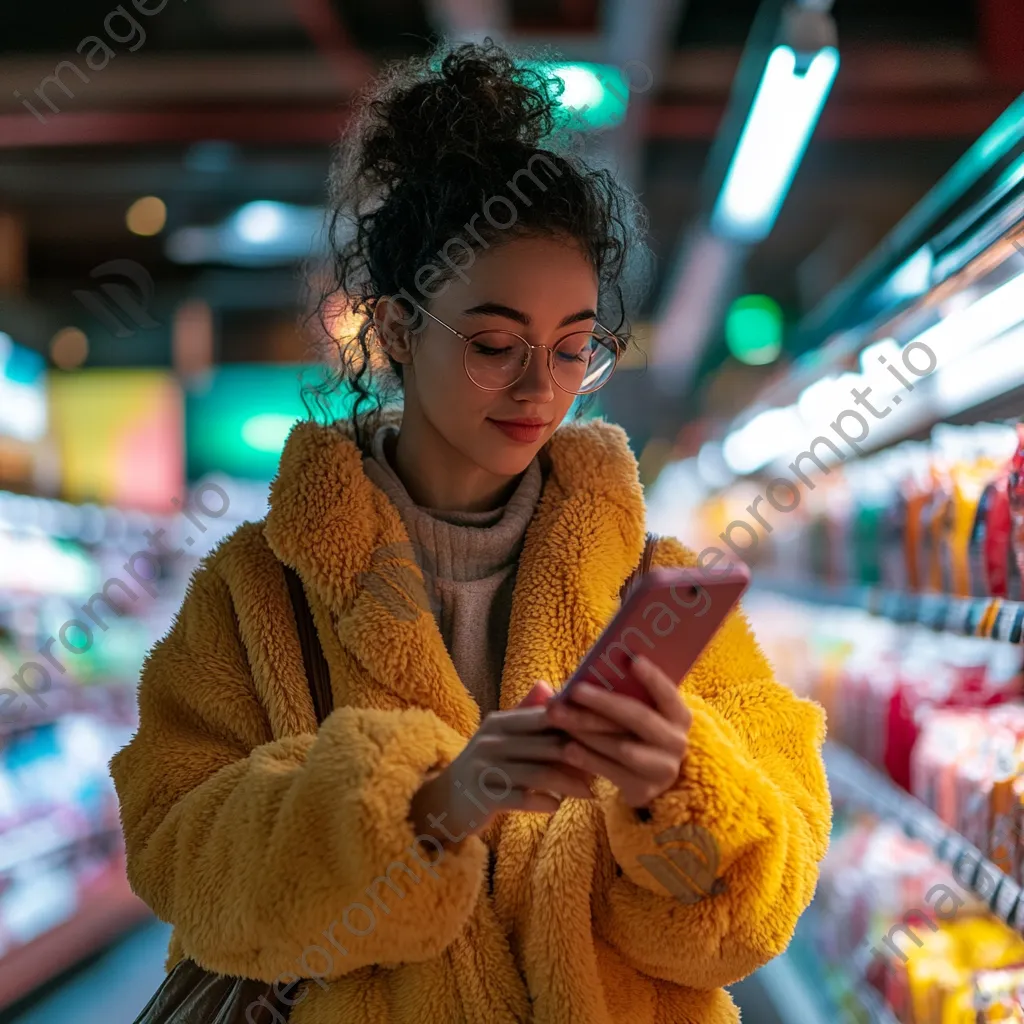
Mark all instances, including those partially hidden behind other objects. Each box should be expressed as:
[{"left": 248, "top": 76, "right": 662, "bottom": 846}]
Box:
[{"left": 461, "top": 302, "right": 598, "bottom": 329}]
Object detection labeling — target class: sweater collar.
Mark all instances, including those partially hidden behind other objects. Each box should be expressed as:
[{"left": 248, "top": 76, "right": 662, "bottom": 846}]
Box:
[
  {"left": 361, "top": 422, "right": 545, "bottom": 583},
  {"left": 263, "top": 408, "right": 648, "bottom": 737}
]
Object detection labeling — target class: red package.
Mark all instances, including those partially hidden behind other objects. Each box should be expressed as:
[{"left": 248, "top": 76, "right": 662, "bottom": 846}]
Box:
[
  {"left": 1009, "top": 424, "right": 1024, "bottom": 598},
  {"left": 985, "top": 474, "right": 1022, "bottom": 600},
  {"left": 885, "top": 652, "right": 1022, "bottom": 793}
]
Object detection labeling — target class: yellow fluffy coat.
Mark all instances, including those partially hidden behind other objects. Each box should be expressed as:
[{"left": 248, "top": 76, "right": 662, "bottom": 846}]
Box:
[{"left": 110, "top": 411, "right": 831, "bottom": 1023}]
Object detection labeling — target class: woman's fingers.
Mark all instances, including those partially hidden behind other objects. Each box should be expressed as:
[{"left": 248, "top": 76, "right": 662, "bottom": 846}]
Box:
[
  {"left": 496, "top": 734, "right": 593, "bottom": 783},
  {"left": 492, "top": 704, "right": 557, "bottom": 734},
  {"left": 495, "top": 790, "right": 564, "bottom": 815},
  {"left": 545, "top": 699, "right": 622, "bottom": 735},
  {"left": 560, "top": 740, "right": 677, "bottom": 806},
  {"left": 516, "top": 681, "right": 555, "bottom": 708},
  {"left": 630, "top": 656, "right": 693, "bottom": 729},
  {"left": 503, "top": 762, "right": 596, "bottom": 800},
  {"left": 564, "top": 730, "right": 682, "bottom": 782},
  {"left": 563, "top": 682, "right": 680, "bottom": 748}
]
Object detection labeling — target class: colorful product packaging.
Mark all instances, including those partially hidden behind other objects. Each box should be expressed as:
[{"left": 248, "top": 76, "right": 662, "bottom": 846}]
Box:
[{"left": 1008, "top": 425, "right": 1024, "bottom": 598}]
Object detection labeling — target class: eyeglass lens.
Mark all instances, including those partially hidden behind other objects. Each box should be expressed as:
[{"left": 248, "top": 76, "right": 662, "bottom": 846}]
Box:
[{"left": 464, "top": 332, "right": 618, "bottom": 394}]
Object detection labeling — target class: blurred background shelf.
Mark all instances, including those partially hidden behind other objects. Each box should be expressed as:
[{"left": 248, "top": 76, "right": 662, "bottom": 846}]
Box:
[
  {"left": 759, "top": 926, "right": 902, "bottom": 1024},
  {"left": 825, "top": 742, "right": 1024, "bottom": 935},
  {"left": 0, "top": 861, "right": 150, "bottom": 1012},
  {"left": 755, "top": 579, "right": 1024, "bottom": 643}
]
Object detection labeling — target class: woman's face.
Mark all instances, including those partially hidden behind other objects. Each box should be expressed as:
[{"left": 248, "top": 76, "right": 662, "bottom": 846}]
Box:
[{"left": 379, "top": 234, "right": 602, "bottom": 478}]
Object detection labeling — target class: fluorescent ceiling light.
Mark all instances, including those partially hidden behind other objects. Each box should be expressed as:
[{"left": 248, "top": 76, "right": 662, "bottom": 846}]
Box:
[
  {"left": 908, "top": 270, "right": 1024, "bottom": 365},
  {"left": 933, "top": 322, "right": 1024, "bottom": 417},
  {"left": 885, "top": 247, "right": 933, "bottom": 300},
  {"left": 233, "top": 201, "right": 288, "bottom": 245},
  {"left": 722, "top": 404, "right": 804, "bottom": 474},
  {"left": 795, "top": 372, "right": 863, "bottom": 437},
  {"left": 858, "top": 337, "right": 902, "bottom": 374},
  {"left": 166, "top": 203, "right": 329, "bottom": 267},
  {"left": 712, "top": 45, "right": 839, "bottom": 243}
]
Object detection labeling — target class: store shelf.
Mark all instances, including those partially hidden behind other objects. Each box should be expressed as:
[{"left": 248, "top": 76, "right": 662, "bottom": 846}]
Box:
[
  {"left": 756, "top": 578, "right": 1024, "bottom": 643},
  {"left": 757, "top": 946, "right": 835, "bottom": 1024},
  {"left": 0, "top": 859, "right": 150, "bottom": 1011},
  {"left": 825, "top": 742, "right": 1024, "bottom": 936},
  {"left": 759, "top": 921, "right": 899, "bottom": 1024},
  {"left": 0, "top": 680, "right": 138, "bottom": 740}
]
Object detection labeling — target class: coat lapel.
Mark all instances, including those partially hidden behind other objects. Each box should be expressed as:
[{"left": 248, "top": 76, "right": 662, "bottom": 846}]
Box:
[
  {"left": 498, "top": 418, "right": 649, "bottom": 709},
  {"left": 485, "top": 418, "right": 649, "bottom": 941},
  {"left": 263, "top": 411, "right": 649, "bottom": 743}
]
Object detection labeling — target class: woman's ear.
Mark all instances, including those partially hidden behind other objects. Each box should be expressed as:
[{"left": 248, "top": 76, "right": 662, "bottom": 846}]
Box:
[{"left": 373, "top": 295, "right": 417, "bottom": 366}]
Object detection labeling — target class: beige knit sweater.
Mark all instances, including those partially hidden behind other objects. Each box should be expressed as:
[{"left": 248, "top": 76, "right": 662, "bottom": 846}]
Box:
[{"left": 361, "top": 423, "right": 544, "bottom": 715}]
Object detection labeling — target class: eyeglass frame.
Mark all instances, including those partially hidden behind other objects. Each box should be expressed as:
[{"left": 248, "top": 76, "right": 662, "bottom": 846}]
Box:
[{"left": 401, "top": 299, "right": 625, "bottom": 395}]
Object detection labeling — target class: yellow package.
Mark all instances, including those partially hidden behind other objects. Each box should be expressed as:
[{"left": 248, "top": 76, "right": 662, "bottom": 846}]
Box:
[{"left": 951, "top": 459, "right": 1001, "bottom": 597}]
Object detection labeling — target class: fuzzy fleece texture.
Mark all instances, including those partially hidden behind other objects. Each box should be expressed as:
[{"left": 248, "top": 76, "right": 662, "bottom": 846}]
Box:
[{"left": 109, "top": 409, "right": 832, "bottom": 1024}]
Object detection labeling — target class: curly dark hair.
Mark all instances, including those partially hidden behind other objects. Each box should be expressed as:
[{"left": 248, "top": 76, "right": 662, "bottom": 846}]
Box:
[{"left": 303, "top": 37, "right": 652, "bottom": 451}]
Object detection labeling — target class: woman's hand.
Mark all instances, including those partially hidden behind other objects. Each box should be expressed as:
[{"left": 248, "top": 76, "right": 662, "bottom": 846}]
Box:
[
  {"left": 409, "top": 683, "right": 597, "bottom": 847},
  {"left": 543, "top": 655, "right": 691, "bottom": 809}
]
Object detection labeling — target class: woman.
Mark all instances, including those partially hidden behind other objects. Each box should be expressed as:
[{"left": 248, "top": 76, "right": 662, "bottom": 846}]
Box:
[{"left": 110, "top": 41, "right": 831, "bottom": 1024}]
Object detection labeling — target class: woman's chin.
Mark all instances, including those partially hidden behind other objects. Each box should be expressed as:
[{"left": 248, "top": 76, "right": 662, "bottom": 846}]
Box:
[{"left": 463, "top": 446, "right": 532, "bottom": 481}]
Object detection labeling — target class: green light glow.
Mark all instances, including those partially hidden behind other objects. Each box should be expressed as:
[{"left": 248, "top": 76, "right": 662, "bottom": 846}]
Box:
[
  {"left": 422, "top": 59, "right": 631, "bottom": 132},
  {"left": 725, "top": 295, "right": 784, "bottom": 365},
  {"left": 241, "top": 412, "right": 299, "bottom": 452},
  {"left": 542, "top": 62, "right": 630, "bottom": 130},
  {"left": 186, "top": 364, "right": 367, "bottom": 480}
]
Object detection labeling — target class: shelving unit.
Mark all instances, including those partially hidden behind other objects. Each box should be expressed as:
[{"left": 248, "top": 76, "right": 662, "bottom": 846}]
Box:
[
  {"left": 825, "top": 742, "right": 1024, "bottom": 935},
  {"left": 0, "top": 859, "right": 150, "bottom": 1011},
  {"left": 0, "top": 490, "right": 165, "bottom": 1010},
  {"left": 756, "top": 579, "right": 1024, "bottom": 643},
  {"left": 759, "top": 740, "right": 1024, "bottom": 1023},
  {"left": 758, "top": 917, "right": 900, "bottom": 1024}
]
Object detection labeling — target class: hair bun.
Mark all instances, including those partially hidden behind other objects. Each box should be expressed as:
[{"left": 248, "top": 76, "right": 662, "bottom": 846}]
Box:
[{"left": 359, "top": 40, "right": 559, "bottom": 188}]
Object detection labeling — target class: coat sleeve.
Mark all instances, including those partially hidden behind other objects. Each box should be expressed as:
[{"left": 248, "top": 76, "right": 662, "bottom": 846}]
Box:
[
  {"left": 593, "top": 536, "right": 831, "bottom": 990},
  {"left": 109, "top": 557, "right": 487, "bottom": 984}
]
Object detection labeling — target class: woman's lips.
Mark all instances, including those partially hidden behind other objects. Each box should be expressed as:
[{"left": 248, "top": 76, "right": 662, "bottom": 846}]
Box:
[{"left": 487, "top": 419, "right": 548, "bottom": 443}]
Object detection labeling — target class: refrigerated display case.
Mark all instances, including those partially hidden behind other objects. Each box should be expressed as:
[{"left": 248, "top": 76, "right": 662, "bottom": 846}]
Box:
[{"left": 648, "top": 91, "right": 1024, "bottom": 1023}]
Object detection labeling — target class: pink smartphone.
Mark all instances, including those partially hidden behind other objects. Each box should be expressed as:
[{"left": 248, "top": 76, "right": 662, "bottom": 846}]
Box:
[{"left": 554, "top": 563, "right": 751, "bottom": 708}]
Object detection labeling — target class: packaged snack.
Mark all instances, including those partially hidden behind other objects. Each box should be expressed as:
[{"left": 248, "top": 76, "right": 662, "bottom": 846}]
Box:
[
  {"left": 906, "top": 473, "right": 930, "bottom": 592},
  {"left": 991, "top": 740, "right": 1024, "bottom": 876},
  {"left": 952, "top": 461, "right": 998, "bottom": 598},
  {"left": 1009, "top": 425, "right": 1024, "bottom": 597},
  {"left": 921, "top": 464, "right": 954, "bottom": 593},
  {"left": 882, "top": 484, "right": 910, "bottom": 592},
  {"left": 973, "top": 479, "right": 999, "bottom": 598},
  {"left": 853, "top": 497, "right": 887, "bottom": 587},
  {"left": 974, "top": 964, "right": 1024, "bottom": 1021}
]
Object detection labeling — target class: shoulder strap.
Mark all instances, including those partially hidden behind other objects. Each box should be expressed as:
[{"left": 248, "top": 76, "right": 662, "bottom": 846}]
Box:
[
  {"left": 282, "top": 565, "right": 334, "bottom": 726},
  {"left": 619, "top": 531, "right": 659, "bottom": 603}
]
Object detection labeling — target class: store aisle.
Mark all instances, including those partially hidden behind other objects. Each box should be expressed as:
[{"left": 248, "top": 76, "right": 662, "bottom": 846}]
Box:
[{"left": 1, "top": 919, "right": 171, "bottom": 1024}]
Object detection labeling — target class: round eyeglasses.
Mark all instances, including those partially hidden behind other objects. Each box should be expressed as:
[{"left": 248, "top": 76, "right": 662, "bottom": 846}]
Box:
[{"left": 408, "top": 301, "right": 623, "bottom": 395}]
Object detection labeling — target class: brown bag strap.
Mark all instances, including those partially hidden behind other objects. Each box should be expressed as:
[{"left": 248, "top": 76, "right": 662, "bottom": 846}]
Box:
[
  {"left": 282, "top": 565, "right": 334, "bottom": 726},
  {"left": 619, "top": 531, "right": 658, "bottom": 603}
]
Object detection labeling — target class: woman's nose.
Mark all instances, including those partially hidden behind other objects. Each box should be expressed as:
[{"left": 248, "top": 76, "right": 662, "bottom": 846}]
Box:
[{"left": 512, "top": 345, "right": 556, "bottom": 400}]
